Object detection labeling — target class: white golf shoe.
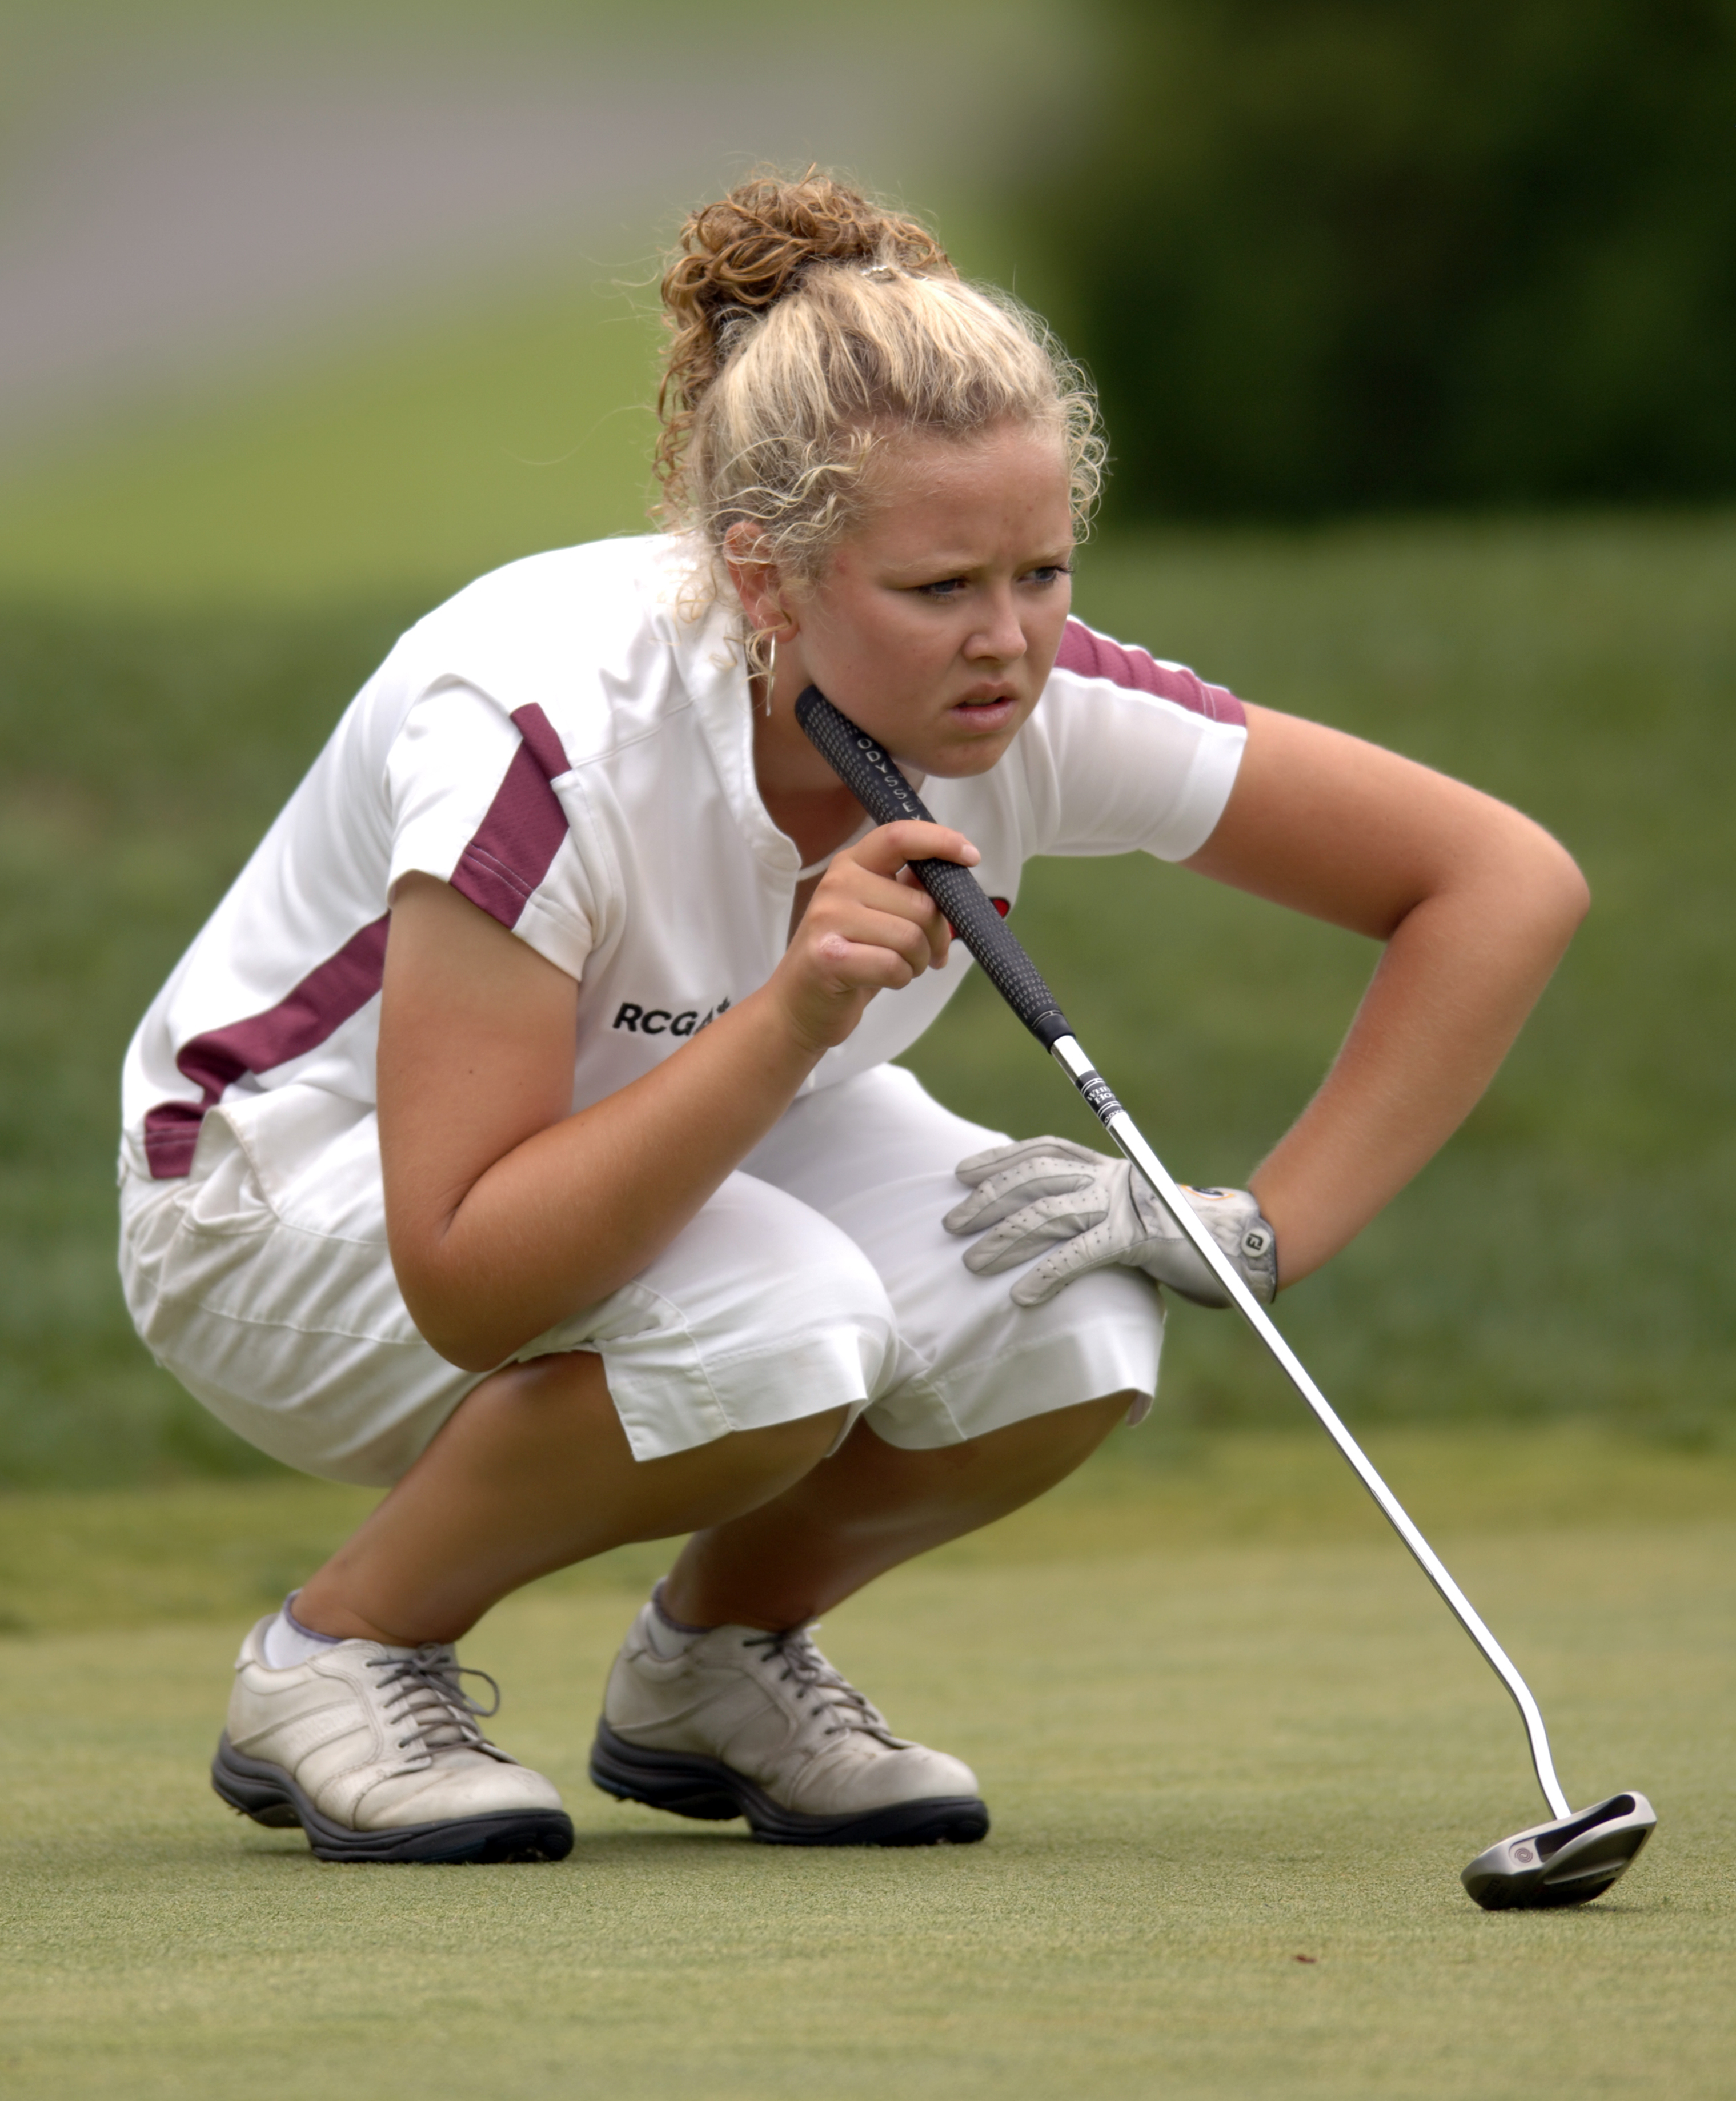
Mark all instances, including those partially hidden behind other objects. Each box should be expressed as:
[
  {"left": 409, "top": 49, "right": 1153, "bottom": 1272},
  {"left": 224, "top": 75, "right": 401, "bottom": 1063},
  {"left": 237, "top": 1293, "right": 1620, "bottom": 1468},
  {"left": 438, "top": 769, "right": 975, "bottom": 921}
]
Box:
[
  {"left": 212, "top": 1615, "right": 573, "bottom": 1863},
  {"left": 590, "top": 1597, "right": 988, "bottom": 1846}
]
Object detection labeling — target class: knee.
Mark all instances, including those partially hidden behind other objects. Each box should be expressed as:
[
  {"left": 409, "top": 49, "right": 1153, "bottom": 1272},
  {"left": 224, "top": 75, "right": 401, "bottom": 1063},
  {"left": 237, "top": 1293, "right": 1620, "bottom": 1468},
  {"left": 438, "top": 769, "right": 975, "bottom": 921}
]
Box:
[
  {"left": 633, "top": 1405, "right": 849, "bottom": 1539},
  {"left": 704, "top": 1406, "right": 851, "bottom": 1493},
  {"left": 844, "top": 1389, "right": 1132, "bottom": 1507},
  {"left": 987, "top": 1389, "right": 1133, "bottom": 1478},
  {"left": 1043, "top": 1389, "right": 1137, "bottom": 1450}
]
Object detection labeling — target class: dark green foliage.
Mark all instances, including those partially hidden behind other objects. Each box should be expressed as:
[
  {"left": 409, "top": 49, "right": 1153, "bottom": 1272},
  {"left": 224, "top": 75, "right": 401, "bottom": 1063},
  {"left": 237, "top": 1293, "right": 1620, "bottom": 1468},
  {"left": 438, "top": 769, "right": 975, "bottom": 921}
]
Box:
[{"left": 1033, "top": 0, "right": 1736, "bottom": 515}]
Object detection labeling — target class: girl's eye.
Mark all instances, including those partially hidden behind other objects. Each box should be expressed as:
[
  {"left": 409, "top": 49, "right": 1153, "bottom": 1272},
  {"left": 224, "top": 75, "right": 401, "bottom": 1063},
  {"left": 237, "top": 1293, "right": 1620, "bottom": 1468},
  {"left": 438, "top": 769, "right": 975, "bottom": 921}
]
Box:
[
  {"left": 1026, "top": 563, "right": 1074, "bottom": 587},
  {"left": 917, "top": 578, "right": 969, "bottom": 599}
]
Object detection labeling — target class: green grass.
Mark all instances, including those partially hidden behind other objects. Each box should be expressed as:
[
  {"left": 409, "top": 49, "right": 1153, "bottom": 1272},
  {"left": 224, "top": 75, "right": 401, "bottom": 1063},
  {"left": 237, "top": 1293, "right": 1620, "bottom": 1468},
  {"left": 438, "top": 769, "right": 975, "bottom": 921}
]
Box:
[
  {"left": 5, "top": 1420, "right": 1735, "bottom": 1636},
  {"left": 0, "top": 280, "right": 667, "bottom": 606},
  {"left": 8, "top": 512, "right": 1733, "bottom": 1482},
  {"left": 3, "top": 1435, "right": 1733, "bottom": 2098},
  {"left": 0, "top": 598, "right": 427, "bottom": 1483},
  {"left": 905, "top": 514, "right": 1736, "bottom": 1442}
]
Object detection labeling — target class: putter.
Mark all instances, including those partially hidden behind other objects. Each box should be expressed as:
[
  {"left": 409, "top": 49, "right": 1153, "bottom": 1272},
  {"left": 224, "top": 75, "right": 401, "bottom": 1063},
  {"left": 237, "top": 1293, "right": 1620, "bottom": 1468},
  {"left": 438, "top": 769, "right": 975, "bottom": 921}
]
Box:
[{"left": 797, "top": 685, "right": 1656, "bottom": 1910}]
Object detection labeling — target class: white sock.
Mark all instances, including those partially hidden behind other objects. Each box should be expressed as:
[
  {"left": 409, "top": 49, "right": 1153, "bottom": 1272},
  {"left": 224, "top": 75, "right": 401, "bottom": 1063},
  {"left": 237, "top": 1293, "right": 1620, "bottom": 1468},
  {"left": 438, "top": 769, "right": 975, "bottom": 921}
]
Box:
[
  {"left": 644, "top": 1581, "right": 711, "bottom": 1659},
  {"left": 261, "top": 1593, "right": 343, "bottom": 1667}
]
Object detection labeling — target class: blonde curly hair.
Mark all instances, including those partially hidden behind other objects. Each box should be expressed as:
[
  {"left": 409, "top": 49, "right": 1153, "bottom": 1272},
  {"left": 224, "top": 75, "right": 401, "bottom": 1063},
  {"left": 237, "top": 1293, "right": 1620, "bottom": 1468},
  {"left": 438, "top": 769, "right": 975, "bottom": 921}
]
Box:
[{"left": 655, "top": 170, "right": 1104, "bottom": 663}]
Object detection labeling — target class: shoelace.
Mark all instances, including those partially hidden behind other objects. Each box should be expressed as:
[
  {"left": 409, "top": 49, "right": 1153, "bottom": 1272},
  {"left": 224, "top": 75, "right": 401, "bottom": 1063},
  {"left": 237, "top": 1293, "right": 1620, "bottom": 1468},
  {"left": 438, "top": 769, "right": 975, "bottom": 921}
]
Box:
[
  {"left": 742, "top": 1627, "right": 902, "bottom": 1745},
  {"left": 366, "top": 1646, "right": 502, "bottom": 1764}
]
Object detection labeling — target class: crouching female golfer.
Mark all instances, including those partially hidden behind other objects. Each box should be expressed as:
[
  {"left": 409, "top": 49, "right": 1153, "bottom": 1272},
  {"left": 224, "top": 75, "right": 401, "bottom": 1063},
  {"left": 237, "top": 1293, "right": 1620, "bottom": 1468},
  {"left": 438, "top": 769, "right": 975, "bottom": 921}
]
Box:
[{"left": 118, "top": 173, "right": 1587, "bottom": 1863}]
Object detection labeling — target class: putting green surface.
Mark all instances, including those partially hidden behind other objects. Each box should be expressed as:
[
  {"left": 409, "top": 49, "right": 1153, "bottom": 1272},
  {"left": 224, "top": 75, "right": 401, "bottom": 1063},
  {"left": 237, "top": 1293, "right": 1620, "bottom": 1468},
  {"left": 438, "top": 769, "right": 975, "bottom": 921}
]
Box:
[{"left": 4, "top": 1430, "right": 1733, "bottom": 2098}]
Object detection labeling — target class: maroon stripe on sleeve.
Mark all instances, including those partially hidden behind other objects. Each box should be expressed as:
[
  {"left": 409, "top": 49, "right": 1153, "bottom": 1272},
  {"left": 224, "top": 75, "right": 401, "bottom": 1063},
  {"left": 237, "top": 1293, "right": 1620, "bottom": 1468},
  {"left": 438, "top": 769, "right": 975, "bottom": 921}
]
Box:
[
  {"left": 1055, "top": 619, "right": 1245, "bottom": 726},
  {"left": 450, "top": 703, "right": 574, "bottom": 929},
  {"left": 511, "top": 703, "right": 571, "bottom": 782},
  {"left": 141, "top": 914, "right": 391, "bottom": 1179}
]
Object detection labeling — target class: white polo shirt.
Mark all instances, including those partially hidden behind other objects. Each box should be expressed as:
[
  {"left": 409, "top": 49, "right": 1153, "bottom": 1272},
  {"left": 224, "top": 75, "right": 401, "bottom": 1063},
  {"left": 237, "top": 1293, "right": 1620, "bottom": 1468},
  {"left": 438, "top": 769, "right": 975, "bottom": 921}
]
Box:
[{"left": 121, "top": 534, "right": 1247, "bottom": 1186}]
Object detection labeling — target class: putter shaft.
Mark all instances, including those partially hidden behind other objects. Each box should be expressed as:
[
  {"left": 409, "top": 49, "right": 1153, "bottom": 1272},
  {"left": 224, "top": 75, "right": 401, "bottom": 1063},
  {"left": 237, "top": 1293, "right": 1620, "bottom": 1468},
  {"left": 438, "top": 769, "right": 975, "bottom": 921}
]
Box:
[
  {"left": 1045, "top": 1032, "right": 1570, "bottom": 1821},
  {"left": 794, "top": 684, "right": 1571, "bottom": 1823}
]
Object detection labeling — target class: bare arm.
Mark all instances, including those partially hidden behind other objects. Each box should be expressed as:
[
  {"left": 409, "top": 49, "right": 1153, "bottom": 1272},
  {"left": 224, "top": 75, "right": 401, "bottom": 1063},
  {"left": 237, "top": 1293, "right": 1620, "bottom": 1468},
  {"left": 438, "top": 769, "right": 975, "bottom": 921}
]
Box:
[
  {"left": 1184, "top": 704, "right": 1589, "bottom": 1284},
  {"left": 378, "top": 822, "right": 975, "bottom": 1370}
]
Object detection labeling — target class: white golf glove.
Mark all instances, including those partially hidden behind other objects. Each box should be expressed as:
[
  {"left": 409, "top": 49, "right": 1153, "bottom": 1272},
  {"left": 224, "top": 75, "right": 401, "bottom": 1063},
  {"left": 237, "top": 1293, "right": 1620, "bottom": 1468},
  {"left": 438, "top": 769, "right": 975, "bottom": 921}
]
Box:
[{"left": 943, "top": 1136, "right": 1278, "bottom": 1310}]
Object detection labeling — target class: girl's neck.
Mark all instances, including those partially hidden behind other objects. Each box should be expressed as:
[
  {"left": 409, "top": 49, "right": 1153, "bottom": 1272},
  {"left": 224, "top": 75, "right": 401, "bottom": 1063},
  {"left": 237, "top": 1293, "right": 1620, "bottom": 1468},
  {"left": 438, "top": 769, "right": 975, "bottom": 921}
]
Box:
[{"left": 751, "top": 665, "right": 865, "bottom": 869}]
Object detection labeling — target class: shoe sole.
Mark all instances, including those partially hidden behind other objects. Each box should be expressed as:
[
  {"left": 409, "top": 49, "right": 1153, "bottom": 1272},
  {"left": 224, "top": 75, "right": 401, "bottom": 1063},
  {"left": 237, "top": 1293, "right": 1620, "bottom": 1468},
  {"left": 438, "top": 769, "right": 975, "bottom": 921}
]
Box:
[
  {"left": 211, "top": 1734, "right": 575, "bottom": 1864},
  {"left": 588, "top": 1721, "right": 990, "bottom": 1847}
]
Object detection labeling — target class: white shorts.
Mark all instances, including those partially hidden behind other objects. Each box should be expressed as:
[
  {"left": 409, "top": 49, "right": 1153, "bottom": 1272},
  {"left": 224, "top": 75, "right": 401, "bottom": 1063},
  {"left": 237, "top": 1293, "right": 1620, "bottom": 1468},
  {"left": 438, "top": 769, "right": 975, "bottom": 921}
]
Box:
[{"left": 118, "top": 1064, "right": 1164, "bottom": 1487}]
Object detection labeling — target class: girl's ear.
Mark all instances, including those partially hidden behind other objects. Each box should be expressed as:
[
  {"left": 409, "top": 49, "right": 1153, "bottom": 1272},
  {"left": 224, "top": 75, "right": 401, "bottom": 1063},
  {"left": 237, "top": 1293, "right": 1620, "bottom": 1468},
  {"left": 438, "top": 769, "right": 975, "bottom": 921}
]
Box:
[{"left": 723, "top": 524, "right": 797, "bottom": 641}]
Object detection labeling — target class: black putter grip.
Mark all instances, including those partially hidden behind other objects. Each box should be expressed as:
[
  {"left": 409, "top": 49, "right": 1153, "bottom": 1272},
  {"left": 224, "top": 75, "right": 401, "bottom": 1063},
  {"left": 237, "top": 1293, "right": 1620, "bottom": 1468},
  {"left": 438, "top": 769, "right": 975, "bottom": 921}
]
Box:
[{"left": 795, "top": 687, "right": 1071, "bottom": 1047}]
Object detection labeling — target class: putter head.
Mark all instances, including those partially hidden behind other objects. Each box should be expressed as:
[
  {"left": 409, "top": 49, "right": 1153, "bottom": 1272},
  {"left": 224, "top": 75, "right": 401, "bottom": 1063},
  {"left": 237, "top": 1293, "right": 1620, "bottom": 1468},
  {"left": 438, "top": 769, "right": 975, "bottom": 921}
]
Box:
[{"left": 1461, "top": 1792, "right": 1655, "bottom": 1910}]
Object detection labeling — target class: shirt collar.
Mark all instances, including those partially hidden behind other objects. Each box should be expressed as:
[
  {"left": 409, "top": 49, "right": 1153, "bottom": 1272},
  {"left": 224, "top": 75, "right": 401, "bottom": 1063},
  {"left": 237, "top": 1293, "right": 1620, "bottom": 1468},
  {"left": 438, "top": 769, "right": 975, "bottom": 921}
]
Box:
[
  {"left": 653, "top": 536, "right": 933, "bottom": 879},
  {"left": 656, "top": 542, "right": 804, "bottom": 878}
]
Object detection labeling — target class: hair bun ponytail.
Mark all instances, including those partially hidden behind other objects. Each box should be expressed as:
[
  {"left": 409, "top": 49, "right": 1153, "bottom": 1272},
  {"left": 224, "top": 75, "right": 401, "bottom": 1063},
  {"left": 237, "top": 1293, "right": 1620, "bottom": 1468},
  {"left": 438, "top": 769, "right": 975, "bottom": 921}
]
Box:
[
  {"left": 657, "top": 169, "right": 952, "bottom": 491},
  {"left": 651, "top": 165, "right": 1103, "bottom": 631}
]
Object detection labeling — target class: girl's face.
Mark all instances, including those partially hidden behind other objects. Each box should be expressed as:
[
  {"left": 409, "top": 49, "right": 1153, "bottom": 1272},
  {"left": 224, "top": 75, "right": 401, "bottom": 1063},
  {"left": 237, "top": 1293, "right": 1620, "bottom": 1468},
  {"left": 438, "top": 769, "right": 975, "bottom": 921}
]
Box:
[{"left": 769, "top": 420, "right": 1076, "bottom": 779}]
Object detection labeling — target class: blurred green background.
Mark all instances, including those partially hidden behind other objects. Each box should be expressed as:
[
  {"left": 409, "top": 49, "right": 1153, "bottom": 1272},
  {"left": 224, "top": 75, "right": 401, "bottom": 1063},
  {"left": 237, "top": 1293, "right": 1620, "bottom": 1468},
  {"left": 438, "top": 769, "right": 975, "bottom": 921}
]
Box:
[
  {"left": 1, "top": 0, "right": 1733, "bottom": 1485},
  {"left": 1027, "top": 0, "right": 1736, "bottom": 519}
]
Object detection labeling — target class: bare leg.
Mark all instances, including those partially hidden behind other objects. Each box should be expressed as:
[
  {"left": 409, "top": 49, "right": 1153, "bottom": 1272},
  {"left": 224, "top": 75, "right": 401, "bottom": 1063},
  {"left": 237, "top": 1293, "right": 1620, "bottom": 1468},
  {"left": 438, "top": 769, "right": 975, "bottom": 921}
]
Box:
[
  {"left": 663, "top": 1392, "right": 1133, "bottom": 1630},
  {"left": 294, "top": 1350, "right": 847, "bottom": 1646}
]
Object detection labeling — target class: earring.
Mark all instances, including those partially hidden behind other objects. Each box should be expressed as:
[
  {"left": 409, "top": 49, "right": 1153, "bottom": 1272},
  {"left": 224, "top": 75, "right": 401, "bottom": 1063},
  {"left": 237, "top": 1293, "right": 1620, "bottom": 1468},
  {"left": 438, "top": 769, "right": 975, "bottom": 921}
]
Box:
[{"left": 763, "top": 633, "right": 777, "bottom": 716}]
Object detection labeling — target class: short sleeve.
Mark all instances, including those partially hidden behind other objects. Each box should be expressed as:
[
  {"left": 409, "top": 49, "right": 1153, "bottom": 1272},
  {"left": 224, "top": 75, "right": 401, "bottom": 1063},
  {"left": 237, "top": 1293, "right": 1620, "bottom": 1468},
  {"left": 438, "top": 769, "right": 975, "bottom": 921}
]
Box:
[
  {"left": 386, "top": 681, "right": 598, "bottom": 980},
  {"left": 1025, "top": 620, "right": 1249, "bottom": 861}
]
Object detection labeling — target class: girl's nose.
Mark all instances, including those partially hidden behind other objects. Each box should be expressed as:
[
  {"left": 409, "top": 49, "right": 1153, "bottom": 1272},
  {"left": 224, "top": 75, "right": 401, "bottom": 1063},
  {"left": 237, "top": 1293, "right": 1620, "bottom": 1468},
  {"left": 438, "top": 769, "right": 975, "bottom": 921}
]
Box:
[{"left": 966, "top": 592, "right": 1028, "bottom": 663}]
